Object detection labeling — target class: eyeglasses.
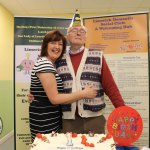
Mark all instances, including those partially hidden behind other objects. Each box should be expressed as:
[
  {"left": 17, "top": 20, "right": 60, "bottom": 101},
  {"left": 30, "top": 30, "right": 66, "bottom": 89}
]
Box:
[{"left": 69, "top": 28, "right": 86, "bottom": 36}]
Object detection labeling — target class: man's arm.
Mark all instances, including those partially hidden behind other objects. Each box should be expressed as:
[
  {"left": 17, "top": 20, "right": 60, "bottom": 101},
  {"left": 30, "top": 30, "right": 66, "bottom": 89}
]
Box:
[{"left": 101, "top": 56, "right": 125, "bottom": 108}]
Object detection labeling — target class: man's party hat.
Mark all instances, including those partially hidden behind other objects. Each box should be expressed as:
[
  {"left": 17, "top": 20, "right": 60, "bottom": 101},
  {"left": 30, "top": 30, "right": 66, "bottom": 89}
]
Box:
[{"left": 69, "top": 9, "right": 83, "bottom": 27}]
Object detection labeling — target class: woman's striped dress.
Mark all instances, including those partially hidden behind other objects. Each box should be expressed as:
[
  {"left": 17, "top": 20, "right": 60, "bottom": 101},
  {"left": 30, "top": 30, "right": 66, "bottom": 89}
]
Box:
[{"left": 29, "top": 57, "right": 63, "bottom": 142}]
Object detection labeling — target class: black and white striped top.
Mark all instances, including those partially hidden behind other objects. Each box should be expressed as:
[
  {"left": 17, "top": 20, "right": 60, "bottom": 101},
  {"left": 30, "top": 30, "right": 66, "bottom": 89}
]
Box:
[
  {"left": 29, "top": 57, "right": 63, "bottom": 140},
  {"left": 30, "top": 56, "right": 64, "bottom": 102}
]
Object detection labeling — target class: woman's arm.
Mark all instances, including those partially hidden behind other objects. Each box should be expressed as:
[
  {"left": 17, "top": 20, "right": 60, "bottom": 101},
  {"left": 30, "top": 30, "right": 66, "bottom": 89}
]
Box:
[{"left": 37, "top": 72, "right": 97, "bottom": 105}]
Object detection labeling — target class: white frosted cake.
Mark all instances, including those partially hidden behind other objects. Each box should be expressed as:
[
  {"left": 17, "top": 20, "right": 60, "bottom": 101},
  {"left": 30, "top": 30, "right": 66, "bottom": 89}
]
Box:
[{"left": 30, "top": 132, "right": 116, "bottom": 150}]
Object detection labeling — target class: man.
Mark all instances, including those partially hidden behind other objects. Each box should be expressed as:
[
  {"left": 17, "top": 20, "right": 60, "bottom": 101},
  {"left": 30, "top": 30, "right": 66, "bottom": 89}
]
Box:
[
  {"left": 55, "top": 10, "right": 125, "bottom": 133},
  {"left": 29, "top": 10, "right": 125, "bottom": 134}
]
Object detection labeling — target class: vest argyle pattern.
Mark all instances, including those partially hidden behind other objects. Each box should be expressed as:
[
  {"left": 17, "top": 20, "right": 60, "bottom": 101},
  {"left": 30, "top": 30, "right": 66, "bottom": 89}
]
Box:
[{"left": 56, "top": 48, "right": 106, "bottom": 118}]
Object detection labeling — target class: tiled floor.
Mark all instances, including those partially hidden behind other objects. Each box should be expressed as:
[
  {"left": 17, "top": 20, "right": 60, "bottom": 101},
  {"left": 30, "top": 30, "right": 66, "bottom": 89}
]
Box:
[{"left": 0, "top": 136, "right": 14, "bottom": 150}]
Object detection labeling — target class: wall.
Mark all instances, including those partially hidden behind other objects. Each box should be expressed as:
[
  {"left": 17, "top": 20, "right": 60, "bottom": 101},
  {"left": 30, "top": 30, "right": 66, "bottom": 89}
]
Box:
[{"left": 0, "top": 4, "right": 14, "bottom": 139}]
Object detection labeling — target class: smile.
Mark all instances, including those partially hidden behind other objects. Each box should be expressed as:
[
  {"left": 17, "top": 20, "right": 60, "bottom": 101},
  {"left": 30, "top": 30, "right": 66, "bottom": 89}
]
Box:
[{"left": 52, "top": 49, "right": 60, "bottom": 53}]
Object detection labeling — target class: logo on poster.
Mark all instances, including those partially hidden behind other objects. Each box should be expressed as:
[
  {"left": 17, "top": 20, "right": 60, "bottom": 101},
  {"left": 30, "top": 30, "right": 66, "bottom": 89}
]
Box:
[{"left": 16, "top": 53, "right": 35, "bottom": 75}]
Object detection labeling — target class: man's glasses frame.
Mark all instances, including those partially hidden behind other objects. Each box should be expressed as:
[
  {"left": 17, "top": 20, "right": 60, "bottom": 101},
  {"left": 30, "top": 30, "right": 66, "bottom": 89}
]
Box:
[{"left": 68, "top": 28, "right": 86, "bottom": 36}]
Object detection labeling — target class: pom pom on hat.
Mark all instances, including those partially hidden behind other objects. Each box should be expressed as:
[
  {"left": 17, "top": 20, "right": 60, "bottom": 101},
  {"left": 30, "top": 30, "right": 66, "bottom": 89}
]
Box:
[{"left": 69, "top": 9, "right": 83, "bottom": 27}]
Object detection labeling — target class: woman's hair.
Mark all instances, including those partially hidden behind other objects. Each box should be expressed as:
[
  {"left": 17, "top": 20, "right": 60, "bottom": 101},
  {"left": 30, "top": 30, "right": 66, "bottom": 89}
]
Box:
[{"left": 40, "top": 30, "right": 67, "bottom": 60}]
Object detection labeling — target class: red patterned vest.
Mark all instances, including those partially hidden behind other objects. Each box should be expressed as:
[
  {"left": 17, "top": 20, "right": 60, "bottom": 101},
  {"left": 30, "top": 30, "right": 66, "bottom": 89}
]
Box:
[{"left": 56, "top": 48, "right": 106, "bottom": 119}]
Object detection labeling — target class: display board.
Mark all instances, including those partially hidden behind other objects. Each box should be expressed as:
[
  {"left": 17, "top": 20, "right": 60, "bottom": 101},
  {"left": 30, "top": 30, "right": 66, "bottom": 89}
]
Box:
[
  {"left": 14, "top": 17, "right": 71, "bottom": 150},
  {"left": 83, "top": 12, "right": 149, "bottom": 148}
]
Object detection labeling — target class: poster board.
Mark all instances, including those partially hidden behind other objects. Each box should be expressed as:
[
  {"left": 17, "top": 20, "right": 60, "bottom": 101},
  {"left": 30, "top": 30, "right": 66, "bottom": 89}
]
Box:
[
  {"left": 14, "top": 17, "right": 71, "bottom": 150},
  {"left": 83, "top": 12, "right": 149, "bottom": 147}
]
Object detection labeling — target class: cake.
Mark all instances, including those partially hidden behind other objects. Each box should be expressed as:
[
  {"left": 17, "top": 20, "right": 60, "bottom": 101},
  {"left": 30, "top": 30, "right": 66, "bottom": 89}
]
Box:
[{"left": 30, "top": 132, "right": 116, "bottom": 150}]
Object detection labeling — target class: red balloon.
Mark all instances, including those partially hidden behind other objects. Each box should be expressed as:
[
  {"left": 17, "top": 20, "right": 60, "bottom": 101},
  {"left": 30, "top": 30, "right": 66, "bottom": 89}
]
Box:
[{"left": 107, "top": 106, "right": 143, "bottom": 146}]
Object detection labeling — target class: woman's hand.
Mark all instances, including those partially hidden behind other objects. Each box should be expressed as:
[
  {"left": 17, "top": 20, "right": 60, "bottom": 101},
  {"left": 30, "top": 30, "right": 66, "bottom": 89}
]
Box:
[
  {"left": 82, "top": 86, "right": 97, "bottom": 98},
  {"left": 27, "top": 93, "right": 34, "bottom": 103}
]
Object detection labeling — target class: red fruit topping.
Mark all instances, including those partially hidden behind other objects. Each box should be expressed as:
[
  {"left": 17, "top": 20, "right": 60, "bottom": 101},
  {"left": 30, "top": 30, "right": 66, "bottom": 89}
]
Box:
[
  {"left": 72, "top": 133, "right": 77, "bottom": 138},
  {"left": 81, "top": 139, "right": 87, "bottom": 144},
  {"left": 42, "top": 136, "right": 46, "bottom": 141},
  {"left": 85, "top": 142, "right": 90, "bottom": 146},
  {"left": 106, "top": 133, "right": 112, "bottom": 139},
  {"left": 36, "top": 133, "right": 42, "bottom": 139},
  {"left": 89, "top": 143, "right": 95, "bottom": 147},
  {"left": 81, "top": 135, "right": 86, "bottom": 139}
]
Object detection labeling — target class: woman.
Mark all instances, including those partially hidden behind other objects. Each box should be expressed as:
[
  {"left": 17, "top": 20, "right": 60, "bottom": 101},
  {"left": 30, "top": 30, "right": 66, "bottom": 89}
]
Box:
[{"left": 29, "top": 30, "right": 97, "bottom": 141}]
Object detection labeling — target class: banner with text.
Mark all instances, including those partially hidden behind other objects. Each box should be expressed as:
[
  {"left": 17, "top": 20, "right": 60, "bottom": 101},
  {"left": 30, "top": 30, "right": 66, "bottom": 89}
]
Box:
[
  {"left": 83, "top": 12, "right": 149, "bottom": 148},
  {"left": 14, "top": 17, "right": 71, "bottom": 150}
]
